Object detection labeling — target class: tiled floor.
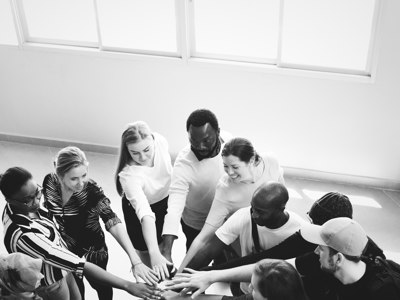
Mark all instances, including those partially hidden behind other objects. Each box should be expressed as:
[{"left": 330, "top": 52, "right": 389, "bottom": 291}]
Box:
[{"left": 1, "top": 140, "right": 399, "bottom": 299}]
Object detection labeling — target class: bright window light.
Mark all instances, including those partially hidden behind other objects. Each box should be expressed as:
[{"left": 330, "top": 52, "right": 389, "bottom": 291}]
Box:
[
  {"left": 302, "top": 189, "right": 381, "bottom": 208},
  {"left": 97, "top": 0, "right": 177, "bottom": 53},
  {"left": 20, "top": 0, "right": 98, "bottom": 44},
  {"left": 287, "top": 188, "right": 303, "bottom": 200},
  {"left": 192, "top": 0, "right": 280, "bottom": 61},
  {"left": 281, "top": 0, "right": 376, "bottom": 71},
  {"left": 0, "top": 0, "right": 18, "bottom": 45}
]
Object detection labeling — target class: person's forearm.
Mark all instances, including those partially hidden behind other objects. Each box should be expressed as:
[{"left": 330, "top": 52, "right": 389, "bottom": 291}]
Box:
[
  {"left": 186, "top": 236, "right": 224, "bottom": 271},
  {"left": 109, "top": 223, "right": 142, "bottom": 265},
  {"left": 83, "top": 261, "right": 128, "bottom": 290},
  {"left": 142, "top": 216, "right": 164, "bottom": 258},
  {"left": 211, "top": 264, "right": 254, "bottom": 283},
  {"left": 178, "top": 225, "right": 215, "bottom": 272},
  {"left": 161, "top": 235, "right": 176, "bottom": 257}
]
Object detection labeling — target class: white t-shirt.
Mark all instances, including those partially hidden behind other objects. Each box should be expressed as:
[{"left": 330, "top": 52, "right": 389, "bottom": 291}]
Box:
[
  {"left": 118, "top": 132, "right": 172, "bottom": 221},
  {"left": 205, "top": 153, "right": 284, "bottom": 228},
  {"left": 162, "top": 132, "right": 231, "bottom": 235},
  {"left": 215, "top": 206, "right": 307, "bottom": 293}
]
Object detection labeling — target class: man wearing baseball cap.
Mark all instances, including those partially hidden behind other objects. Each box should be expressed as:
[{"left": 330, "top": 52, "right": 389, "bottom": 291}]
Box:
[{"left": 300, "top": 217, "right": 398, "bottom": 300}]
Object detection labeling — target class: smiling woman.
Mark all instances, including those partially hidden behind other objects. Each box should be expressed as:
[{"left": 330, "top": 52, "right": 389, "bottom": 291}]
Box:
[{"left": 42, "top": 146, "right": 158, "bottom": 300}]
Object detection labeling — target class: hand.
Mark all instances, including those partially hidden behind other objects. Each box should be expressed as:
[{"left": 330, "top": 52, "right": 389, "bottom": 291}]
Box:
[
  {"left": 132, "top": 262, "right": 159, "bottom": 285},
  {"left": 161, "top": 290, "right": 180, "bottom": 300},
  {"left": 151, "top": 252, "right": 173, "bottom": 281},
  {"left": 164, "top": 268, "right": 212, "bottom": 299},
  {"left": 126, "top": 282, "right": 163, "bottom": 300}
]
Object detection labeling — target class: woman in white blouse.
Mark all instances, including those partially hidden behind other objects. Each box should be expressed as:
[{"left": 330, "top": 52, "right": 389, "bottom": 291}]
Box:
[{"left": 115, "top": 121, "right": 173, "bottom": 281}]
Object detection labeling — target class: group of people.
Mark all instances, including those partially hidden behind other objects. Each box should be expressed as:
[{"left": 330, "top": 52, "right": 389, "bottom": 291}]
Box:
[{"left": 0, "top": 108, "right": 398, "bottom": 300}]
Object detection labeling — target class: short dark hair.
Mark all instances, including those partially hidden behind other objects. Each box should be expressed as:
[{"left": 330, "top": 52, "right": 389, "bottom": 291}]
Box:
[
  {"left": 254, "top": 259, "right": 308, "bottom": 300},
  {"left": 186, "top": 109, "right": 219, "bottom": 132},
  {"left": 0, "top": 167, "right": 32, "bottom": 199},
  {"left": 308, "top": 192, "right": 353, "bottom": 226}
]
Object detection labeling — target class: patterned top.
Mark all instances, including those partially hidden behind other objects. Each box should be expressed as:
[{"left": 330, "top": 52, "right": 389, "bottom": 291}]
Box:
[
  {"left": 2, "top": 204, "right": 85, "bottom": 286},
  {"left": 42, "top": 173, "right": 121, "bottom": 257}
]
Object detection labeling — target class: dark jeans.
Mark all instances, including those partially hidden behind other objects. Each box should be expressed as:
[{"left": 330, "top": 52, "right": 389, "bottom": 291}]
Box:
[
  {"left": 180, "top": 219, "right": 201, "bottom": 251},
  {"left": 122, "top": 195, "right": 168, "bottom": 251},
  {"left": 75, "top": 245, "right": 113, "bottom": 300}
]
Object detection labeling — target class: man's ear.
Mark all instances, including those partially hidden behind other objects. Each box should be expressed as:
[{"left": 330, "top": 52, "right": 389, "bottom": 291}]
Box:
[{"left": 335, "top": 252, "right": 345, "bottom": 266}]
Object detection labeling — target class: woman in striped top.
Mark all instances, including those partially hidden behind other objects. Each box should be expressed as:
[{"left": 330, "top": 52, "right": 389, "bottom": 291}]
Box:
[
  {"left": 42, "top": 147, "right": 158, "bottom": 300},
  {"left": 0, "top": 166, "right": 161, "bottom": 300}
]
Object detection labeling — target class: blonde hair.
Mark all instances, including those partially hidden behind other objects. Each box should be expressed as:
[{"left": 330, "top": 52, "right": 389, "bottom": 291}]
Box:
[
  {"left": 54, "top": 146, "right": 88, "bottom": 178},
  {"left": 115, "top": 121, "right": 152, "bottom": 195}
]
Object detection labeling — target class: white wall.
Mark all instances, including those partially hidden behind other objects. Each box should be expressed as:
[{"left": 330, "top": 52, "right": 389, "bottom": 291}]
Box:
[{"left": 0, "top": 0, "right": 399, "bottom": 185}]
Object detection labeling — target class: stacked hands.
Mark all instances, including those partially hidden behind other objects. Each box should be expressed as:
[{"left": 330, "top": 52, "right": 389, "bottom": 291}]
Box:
[
  {"left": 134, "top": 267, "right": 209, "bottom": 300},
  {"left": 161, "top": 268, "right": 212, "bottom": 299},
  {"left": 131, "top": 262, "right": 180, "bottom": 300}
]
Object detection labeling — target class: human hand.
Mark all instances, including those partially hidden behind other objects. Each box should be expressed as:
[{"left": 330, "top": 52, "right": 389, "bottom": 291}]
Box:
[
  {"left": 132, "top": 262, "right": 159, "bottom": 285},
  {"left": 160, "top": 290, "right": 181, "bottom": 300},
  {"left": 125, "top": 282, "right": 163, "bottom": 300},
  {"left": 164, "top": 268, "right": 212, "bottom": 299},
  {"left": 151, "top": 253, "right": 173, "bottom": 282}
]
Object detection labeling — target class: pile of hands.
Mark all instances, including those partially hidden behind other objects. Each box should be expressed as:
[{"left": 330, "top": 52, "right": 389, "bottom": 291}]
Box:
[{"left": 130, "top": 267, "right": 212, "bottom": 300}]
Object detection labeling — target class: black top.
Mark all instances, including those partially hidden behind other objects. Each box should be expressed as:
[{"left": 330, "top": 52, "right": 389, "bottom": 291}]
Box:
[
  {"left": 43, "top": 173, "right": 121, "bottom": 256},
  {"left": 297, "top": 254, "right": 399, "bottom": 300}
]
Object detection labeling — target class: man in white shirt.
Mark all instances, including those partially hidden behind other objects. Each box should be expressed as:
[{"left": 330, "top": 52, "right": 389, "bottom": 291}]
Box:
[
  {"left": 160, "top": 109, "right": 230, "bottom": 263},
  {"left": 184, "top": 181, "right": 306, "bottom": 293}
]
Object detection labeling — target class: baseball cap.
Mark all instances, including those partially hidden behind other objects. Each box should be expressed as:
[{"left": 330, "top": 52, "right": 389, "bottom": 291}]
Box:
[{"left": 300, "top": 217, "right": 368, "bottom": 256}]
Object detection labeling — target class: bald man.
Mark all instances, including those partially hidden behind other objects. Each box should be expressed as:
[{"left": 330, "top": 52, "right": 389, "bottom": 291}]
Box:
[{"left": 183, "top": 182, "right": 306, "bottom": 292}]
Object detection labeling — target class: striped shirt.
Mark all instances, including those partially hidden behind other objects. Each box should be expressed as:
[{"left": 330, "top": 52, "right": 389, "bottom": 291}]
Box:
[
  {"left": 2, "top": 204, "right": 85, "bottom": 286},
  {"left": 42, "top": 173, "right": 121, "bottom": 257}
]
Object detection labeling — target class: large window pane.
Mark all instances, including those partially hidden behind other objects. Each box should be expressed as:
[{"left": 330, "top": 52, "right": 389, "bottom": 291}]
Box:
[
  {"left": 98, "top": 0, "right": 177, "bottom": 53},
  {"left": 192, "top": 0, "right": 280, "bottom": 61},
  {"left": 281, "top": 0, "right": 376, "bottom": 71},
  {"left": 0, "top": 0, "right": 18, "bottom": 45},
  {"left": 21, "top": 0, "right": 97, "bottom": 44}
]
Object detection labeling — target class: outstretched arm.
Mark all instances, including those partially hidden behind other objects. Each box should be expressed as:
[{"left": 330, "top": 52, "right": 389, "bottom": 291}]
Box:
[
  {"left": 166, "top": 264, "right": 254, "bottom": 298},
  {"left": 109, "top": 222, "right": 159, "bottom": 285},
  {"left": 160, "top": 234, "right": 177, "bottom": 263},
  {"left": 142, "top": 216, "right": 173, "bottom": 281},
  {"left": 178, "top": 224, "right": 218, "bottom": 272},
  {"left": 183, "top": 235, "right": 226, "bottom": 271},
  {"left": 83, "top": 261, "right": 162, "bottom": 299}
]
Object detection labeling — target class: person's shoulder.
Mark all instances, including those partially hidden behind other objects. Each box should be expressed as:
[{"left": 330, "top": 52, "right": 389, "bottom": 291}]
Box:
[
  {"left": 174, "top": 145, "right": 196, "bottom": 165},
  {"left": 43, "top": 172, "right": 57, "bottom": 185},
  {"left": 216, "top": 174, "right": 231, "bottom": 188},
  {"left": 261, "top": 152, "right": 280, "bottom": 164}
]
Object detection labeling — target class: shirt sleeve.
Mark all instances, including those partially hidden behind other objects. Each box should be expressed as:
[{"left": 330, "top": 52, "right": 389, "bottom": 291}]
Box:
[
  {"left": 17, "top": 232, "right": 85, "bottom": 277},
  {"left": 119, "top": 170, "right": 155, "bottom": 222},
  {"left": 205, "top": 181, "right": 231, "bottom": 228},
  {"left": 89, "top": 180, "right": 122, "bottom": 230},
  {"left": 265, "top": 154, "right": 285, "bottom": 185},
  {"left": 215, "top": 209, "right": 245, "bottom": 246},
  {"left": 162, "top": 157, "right": 191, "bottom": 236}
]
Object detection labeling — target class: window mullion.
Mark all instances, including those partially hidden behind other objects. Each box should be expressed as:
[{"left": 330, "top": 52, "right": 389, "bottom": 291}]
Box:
[{"left": 93, "top": 0, "right": 103, "bottom": 50}]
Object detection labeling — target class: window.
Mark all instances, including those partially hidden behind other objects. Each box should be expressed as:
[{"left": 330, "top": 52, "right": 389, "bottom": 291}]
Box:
[
  {"left": 19, "top": 0, "right": 98, "bottom": 46},
  {"left": 97, "top": 0, "right": 178, "bottom": 55},
  {"left": 190, "top": 0, "right": 280, "bottom": 63},
  {"left": 0, "top": 0, "right": 19, "bottom": 45},
  {"left": 280, "top": 0, "right": 376, "bottom": 73},
  {"left": 1, "top": 0, "right": 381, "bottom": 77}
]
